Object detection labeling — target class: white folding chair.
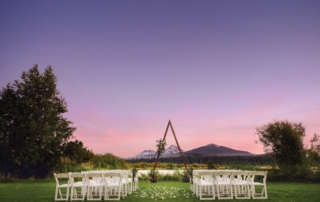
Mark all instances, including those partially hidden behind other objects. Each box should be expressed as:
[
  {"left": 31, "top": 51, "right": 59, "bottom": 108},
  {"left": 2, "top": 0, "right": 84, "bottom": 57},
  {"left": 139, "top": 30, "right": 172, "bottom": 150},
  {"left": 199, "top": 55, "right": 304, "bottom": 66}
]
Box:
[
  {"left": 192, "top": 170, "right": 200, "bottom": 195},
  {"left": 86, "top": 172, "right": 104, "bottom": 201},
  {"left": 54, "top": 173, "right": 71, "bottom": 201},
  {"left": 233, "top": 171, "right": 251, "bottom": 199},
  {"left": 215, "top": 170, "right": 233, "bottom": 200},
  {"left": 197, "top": 171, "right": 215, "bottom": 200},
  {"left": 249, "top": 171, "right": 268, "bottom": 199},
  {"left": 103, "top": 172, "right": 122, "bottom": 201},
  {"left": 120, "top": 170, "right": 131, "bottom": 197},
  {"left": 69, "top": 172, "right": 87, "bottom": 201}
]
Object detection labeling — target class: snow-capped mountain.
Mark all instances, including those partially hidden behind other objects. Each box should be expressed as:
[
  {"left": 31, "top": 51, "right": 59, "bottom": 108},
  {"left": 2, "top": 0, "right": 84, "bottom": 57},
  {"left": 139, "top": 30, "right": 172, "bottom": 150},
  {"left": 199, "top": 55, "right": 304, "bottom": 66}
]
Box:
[
  {"left": 162, "top": 145, "right": 183, "bottom": 156},
  {"left": 129, "top": 143, "right": 254, "bottom": 159},
  {"left": 134, "top": 150, "right": 156, "bottom": 158},
  {"left": 131, "top": 145, "right": 182, "bottom": 159}
]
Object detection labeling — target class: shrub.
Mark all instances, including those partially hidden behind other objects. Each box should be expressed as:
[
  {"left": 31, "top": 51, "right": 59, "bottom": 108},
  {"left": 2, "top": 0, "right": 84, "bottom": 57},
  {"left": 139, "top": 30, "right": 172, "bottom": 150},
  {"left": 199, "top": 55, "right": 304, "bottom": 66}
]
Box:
[
  {"left": 166, "top": 163, "right": 174, "bottom": 170},
  {"left": 149, "top": 169, "right": 158, "bottom": 183},
  {"left": 91, "top": 153, "right": 128, "bottom": 169},
  {"left": 181, "top": 167, "right": 193, "bottom": 183},
  {"left": 312, "top": 168, "right": 320, "bottom": 182},
  {"left": 207, "top": 161, "right": 217, "bottom": 169},
  {"left": 267, "top": 166, "right": 318, "bottom": 182}
]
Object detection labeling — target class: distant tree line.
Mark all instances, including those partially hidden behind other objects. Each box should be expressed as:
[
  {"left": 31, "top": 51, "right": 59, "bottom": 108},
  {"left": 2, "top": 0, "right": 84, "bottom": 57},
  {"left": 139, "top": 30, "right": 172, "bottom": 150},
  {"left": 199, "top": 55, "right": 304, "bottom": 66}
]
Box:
[{"left": 126, "top": 154, "right": 274, "bottom": 166}]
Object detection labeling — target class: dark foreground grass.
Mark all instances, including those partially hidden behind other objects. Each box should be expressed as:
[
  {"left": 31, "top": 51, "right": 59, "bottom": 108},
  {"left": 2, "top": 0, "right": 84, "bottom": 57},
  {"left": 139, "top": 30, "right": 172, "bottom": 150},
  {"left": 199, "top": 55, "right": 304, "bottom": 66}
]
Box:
[{"left": 0, "top": 180, "right": 319, "bottom": 202}]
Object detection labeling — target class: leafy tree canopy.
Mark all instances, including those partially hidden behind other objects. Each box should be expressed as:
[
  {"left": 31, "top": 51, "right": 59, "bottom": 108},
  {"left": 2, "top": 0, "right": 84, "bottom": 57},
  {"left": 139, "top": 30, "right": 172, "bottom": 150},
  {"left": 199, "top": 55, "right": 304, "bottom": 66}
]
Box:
[
  {"left": 255, "top": 120, "right": 308, "bottom": 171},
  {"left": 64, "top": 140, "right": 94, "bottom": 164},
  {"left": 0, "top": 65, "right": 76, "bottom": 178}
]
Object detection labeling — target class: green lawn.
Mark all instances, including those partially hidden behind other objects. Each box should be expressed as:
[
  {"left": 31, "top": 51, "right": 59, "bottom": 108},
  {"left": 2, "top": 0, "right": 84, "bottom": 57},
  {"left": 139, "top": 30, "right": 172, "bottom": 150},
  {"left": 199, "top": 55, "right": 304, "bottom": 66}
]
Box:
[{"left": 0, "top": 180, "right": 319, "bottom": 202}]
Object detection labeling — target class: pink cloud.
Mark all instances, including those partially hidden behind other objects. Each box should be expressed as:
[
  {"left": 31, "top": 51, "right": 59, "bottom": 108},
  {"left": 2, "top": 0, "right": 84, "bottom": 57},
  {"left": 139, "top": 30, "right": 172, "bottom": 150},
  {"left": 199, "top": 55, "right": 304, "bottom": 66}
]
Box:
[{"left": 64, "top": 88, "right": 320, "bottom": 158}]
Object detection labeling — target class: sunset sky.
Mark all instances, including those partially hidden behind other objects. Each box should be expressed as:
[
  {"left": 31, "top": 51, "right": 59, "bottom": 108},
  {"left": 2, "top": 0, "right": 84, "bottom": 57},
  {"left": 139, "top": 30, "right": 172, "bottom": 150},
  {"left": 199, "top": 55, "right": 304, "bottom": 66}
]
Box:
[{"left": 1, "top": 0, "right": 320, "bottom": 158}]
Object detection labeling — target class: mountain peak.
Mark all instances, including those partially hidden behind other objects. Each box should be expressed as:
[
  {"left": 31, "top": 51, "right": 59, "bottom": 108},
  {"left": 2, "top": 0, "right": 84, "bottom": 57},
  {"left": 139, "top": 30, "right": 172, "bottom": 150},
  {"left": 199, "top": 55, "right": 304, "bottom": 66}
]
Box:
[
  {"left": 167, "top": 145, "right": 178, "bottom": 149},
  {"left": 207, "top": 143, "right": 219, "bottom": 147},
  {"left": 162, "top": 145, "right": 182, "bottom": 156},
  {"left": 185, "top": 144, "right": 253, "bottom": 156},
  {"left": 134, "top": 149, "right": 156, "bottom": 158}
]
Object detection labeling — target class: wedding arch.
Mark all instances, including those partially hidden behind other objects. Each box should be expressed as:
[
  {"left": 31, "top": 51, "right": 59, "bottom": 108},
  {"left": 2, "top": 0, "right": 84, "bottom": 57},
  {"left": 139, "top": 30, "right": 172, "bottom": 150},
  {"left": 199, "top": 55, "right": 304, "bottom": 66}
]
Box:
[{"left": 153, "top": 120, "right": 188, "bottom": 170}]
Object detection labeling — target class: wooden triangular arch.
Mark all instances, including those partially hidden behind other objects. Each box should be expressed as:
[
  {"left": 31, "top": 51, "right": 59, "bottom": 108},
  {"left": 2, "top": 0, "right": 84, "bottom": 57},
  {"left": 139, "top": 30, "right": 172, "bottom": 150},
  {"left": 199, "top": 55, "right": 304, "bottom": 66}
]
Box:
[{"left": 153, "top": 120, "right": 188, "bottom": 170}]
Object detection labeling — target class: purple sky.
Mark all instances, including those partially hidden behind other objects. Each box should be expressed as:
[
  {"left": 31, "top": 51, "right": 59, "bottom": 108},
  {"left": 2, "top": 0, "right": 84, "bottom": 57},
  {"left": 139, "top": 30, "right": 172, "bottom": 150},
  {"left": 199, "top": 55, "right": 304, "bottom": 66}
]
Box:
[{"left": 1, "top": 0, "right": 320, "bottom": 158}]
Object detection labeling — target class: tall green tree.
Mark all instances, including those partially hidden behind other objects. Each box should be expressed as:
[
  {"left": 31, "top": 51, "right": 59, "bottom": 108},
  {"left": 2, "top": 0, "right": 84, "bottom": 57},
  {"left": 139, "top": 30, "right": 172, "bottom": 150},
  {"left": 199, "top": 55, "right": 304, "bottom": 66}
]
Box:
[
  {"left": 0, "top": 65, "right": 76, "bottom": 178},
  {"left": 255, "top": 120, "right": 308, "bottom": 172}
]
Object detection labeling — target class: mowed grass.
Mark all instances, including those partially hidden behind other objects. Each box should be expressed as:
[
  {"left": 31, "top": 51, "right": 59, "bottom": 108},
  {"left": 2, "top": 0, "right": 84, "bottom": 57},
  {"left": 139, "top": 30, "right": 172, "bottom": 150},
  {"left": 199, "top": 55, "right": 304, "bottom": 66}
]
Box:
[{"left": 0, "top": 180, "right": 319, "bottom": 202}]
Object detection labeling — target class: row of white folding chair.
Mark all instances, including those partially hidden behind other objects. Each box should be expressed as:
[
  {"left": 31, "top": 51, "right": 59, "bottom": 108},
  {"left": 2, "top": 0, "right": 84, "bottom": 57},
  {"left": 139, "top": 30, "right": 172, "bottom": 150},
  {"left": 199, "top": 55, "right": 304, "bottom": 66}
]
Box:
[
  {"left": 84, "top": 170, "right": 138, "bottom": 197},
  {"left": 54, "top": 171, "right": 124, "bottom": 201},
  {"left": 84, "top": 170, "right": 136, "bottom": 199},
  {"left": 220, "top": 170, "right": 268, "bottom": 199},
  {"left": 192, "top": 170, "right": 267, "bottom": 200},
  {"left": 54, "top": 172, "right": 97, "bottom": 201},
  {"left": 112, "top": 170, "right": 138, "bottom": 193},
  {"left": 104, "top": 170, "right": 139, "bottom": 192},
  {"left": 83, "top": 171, "right": 123, "bottom": 201},
  {"left": 106, "top": 170, "right": 137, "bottom": 196},
  {"left": 192, "top": 170, "right": 230, "bottom": 198}
]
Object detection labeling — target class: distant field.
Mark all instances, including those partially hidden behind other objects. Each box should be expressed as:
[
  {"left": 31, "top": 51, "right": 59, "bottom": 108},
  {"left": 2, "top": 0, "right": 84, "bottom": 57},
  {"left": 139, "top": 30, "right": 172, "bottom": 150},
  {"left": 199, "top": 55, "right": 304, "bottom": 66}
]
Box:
[{"left": 0, "top": 180, "right": 319, "bottom": 202}]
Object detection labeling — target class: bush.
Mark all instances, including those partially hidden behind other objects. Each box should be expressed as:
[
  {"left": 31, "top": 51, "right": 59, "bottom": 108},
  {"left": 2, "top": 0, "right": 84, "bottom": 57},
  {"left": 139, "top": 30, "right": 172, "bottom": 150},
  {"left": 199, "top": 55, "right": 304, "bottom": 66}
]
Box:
[
  {"left": 181, "top": 167, "right": 193, "bottom": 183},
  {"left": 149, "top": 169, "right": 158, "bottom": 183},
  {"left": 91, "top": 153, "right": 128, "bottom": 169},
  {"left": 166, "top": 163, "right": 174, "bottom": 170},
  {"left": 267, "top": 166, "right": 319, "bottom": 182},
  {"left": 312, "top": 169, "right": 320, "bottom": 182},
  {"left": 207, "top": 161, "right": 217, "bottom": 169}
]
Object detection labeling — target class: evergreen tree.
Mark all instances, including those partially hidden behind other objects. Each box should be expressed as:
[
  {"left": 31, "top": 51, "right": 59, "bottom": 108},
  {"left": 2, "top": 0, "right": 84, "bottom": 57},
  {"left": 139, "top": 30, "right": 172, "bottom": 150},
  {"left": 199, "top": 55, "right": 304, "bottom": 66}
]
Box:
[{"left": 0, "top": 65, "right": 76, "bottom": 178}]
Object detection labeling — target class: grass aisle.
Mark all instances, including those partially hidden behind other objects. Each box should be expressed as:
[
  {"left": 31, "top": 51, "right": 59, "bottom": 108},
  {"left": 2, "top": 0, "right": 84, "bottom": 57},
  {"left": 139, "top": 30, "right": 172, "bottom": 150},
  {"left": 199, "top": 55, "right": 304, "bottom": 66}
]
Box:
[{"left": 0, "top": 180, "right": 319, "bottom": 202}]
